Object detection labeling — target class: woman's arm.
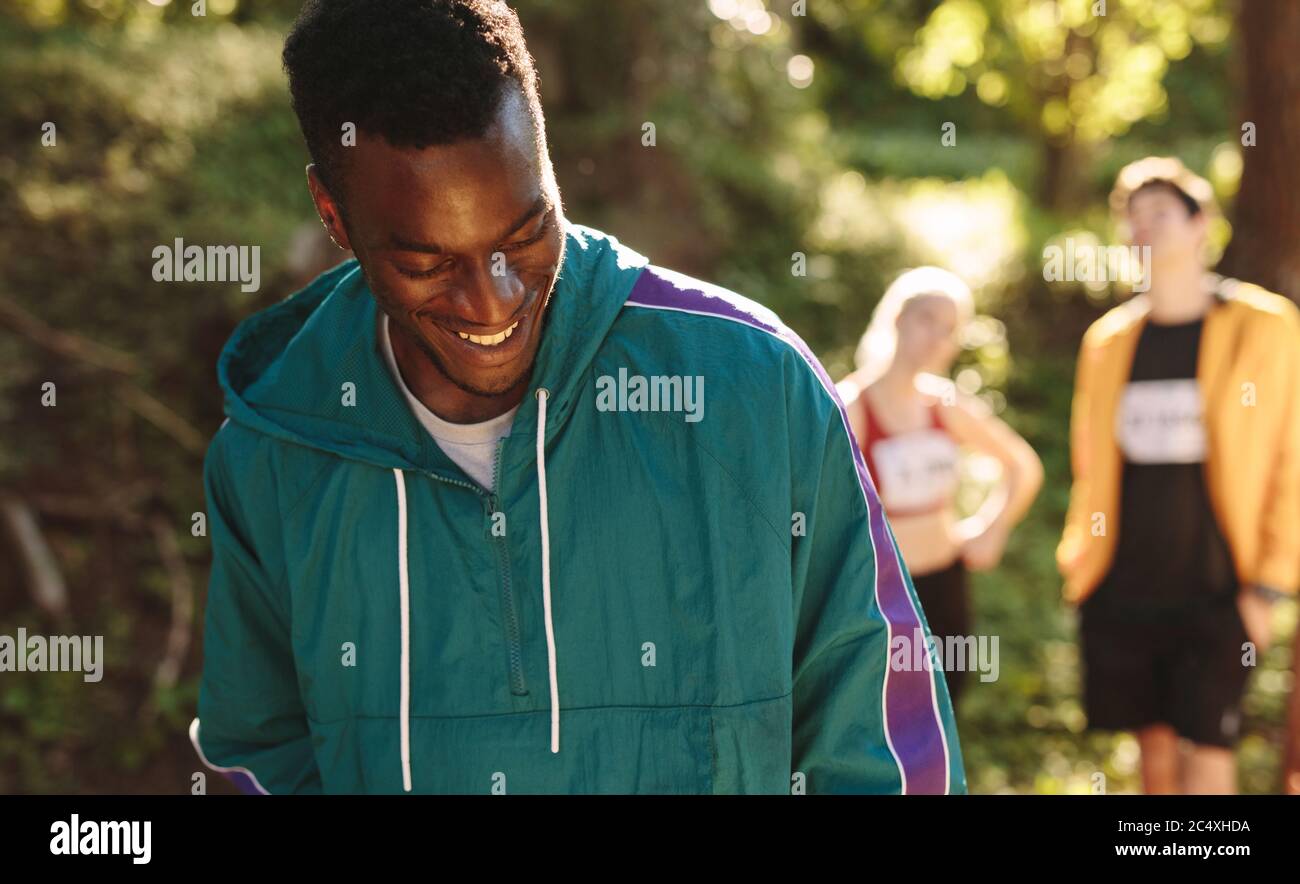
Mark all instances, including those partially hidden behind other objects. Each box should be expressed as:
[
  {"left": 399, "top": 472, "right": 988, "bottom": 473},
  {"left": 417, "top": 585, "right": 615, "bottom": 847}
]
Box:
[{"left": 938, "top": 390, "right": 1044, "bottom": 570}]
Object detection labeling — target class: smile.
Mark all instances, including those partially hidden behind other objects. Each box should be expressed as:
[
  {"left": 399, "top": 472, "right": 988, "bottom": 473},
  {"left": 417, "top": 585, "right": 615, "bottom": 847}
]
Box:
[{"left": 456, "top": 320, "right": 520, "bottom": 347}]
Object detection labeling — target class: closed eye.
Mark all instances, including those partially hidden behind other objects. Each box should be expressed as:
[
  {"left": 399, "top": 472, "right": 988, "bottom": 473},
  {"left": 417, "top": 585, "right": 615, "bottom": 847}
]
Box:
[
  {"left": 395, "top": 211, "right": 553, "bottom": 277},
  {"left": 396, "top": 259, "right": 452, "bottom": 280},
  {"left": 500, "top": 212, "right": 554, "bottom": 252}
]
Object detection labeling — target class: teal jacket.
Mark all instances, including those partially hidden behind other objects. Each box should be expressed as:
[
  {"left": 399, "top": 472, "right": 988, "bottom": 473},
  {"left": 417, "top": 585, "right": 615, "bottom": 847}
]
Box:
[{"left": 189, "top": 223, "right": 966, "bottom": 794}]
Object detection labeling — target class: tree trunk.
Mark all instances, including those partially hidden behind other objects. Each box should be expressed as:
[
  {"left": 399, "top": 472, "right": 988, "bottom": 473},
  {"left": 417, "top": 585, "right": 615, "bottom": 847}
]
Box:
[{"left": 1217, "top": 0, "right": 1300, "bottom": 302}]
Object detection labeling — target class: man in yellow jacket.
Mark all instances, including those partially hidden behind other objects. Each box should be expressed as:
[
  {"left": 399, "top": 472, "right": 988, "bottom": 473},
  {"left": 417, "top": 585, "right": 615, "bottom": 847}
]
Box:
[{"left": 1058, "top": 157, "right": 1300, "bottom": 794}]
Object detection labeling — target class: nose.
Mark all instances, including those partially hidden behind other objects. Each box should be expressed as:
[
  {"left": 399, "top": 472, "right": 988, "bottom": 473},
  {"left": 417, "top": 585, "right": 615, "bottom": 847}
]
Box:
[{"left": 458, "top": 257, "right": 527, "bottom": 328}]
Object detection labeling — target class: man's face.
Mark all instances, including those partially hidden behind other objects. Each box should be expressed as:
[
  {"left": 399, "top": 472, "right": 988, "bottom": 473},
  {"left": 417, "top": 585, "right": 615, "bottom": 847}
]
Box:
[
  {"left": 1126, "top": 184, "right": 1204, "bottom": 268},
  {"left": 310, "top": 88, "right": 565, "bottom": 414}
]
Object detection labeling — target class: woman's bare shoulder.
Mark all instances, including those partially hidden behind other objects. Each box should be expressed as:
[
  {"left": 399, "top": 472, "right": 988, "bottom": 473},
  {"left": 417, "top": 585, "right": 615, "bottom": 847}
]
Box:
[{"left": 835, "top": 369, "right": 869, "bottom": 407}]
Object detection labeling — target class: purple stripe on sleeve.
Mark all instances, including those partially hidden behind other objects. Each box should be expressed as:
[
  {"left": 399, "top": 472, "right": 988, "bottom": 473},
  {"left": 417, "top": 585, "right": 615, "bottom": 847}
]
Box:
[
  {"left": 624, "top": 265, "right": 951, "bottom": 794},
  {"left": 189, "top": 718, "right": 272, "bottom": 796},
  {"left": 225, "top": 770, "right": 268, "bottom": 796}
]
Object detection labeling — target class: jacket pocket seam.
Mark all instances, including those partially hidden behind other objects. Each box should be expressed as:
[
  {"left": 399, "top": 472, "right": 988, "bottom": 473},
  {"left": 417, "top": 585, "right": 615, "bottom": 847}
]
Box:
[{"left": 303, "top": 691, "right": 794, "bottom": 728}]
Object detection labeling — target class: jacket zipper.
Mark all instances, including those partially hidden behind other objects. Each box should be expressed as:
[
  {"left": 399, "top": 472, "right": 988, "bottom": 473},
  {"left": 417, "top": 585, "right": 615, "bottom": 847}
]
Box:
[
  {"left": 419, "top": 441, "right": 528, "bottom": 698},
  {"left": 487, "top": 438, "right": 528, "bottom": 695}
]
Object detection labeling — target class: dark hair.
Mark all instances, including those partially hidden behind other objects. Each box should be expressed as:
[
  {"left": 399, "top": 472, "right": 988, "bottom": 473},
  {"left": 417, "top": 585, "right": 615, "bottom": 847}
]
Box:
[
  {"left": 282, "top": 0, "right": 543, "bottom": 199},
  {"left": 1129, "top": 179, "right": 1202, "bottom": 218}
]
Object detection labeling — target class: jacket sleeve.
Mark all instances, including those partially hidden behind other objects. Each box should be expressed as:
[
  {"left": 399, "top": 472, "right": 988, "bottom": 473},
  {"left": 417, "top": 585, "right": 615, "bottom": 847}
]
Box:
[
  {"left": 1255, "top": 307, "right": 1300, "bottom": 595},
  {"left": 190, "top": 424, "right": 322, "bottom": 794},
  {"left": 789, "top": 364, "right": 966, "bottom": 795},
  {"left": 1056, "top": 334, "right": 1096, "bottom": 593}
]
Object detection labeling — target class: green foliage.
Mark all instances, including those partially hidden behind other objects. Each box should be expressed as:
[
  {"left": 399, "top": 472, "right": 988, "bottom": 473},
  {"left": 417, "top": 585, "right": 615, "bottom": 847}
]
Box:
[
  {"left": 894, "top": 0, "right": 1232, "bottom": 144},
  {"left": 0, "top": 19, "right": 310, "bottom": 793}
]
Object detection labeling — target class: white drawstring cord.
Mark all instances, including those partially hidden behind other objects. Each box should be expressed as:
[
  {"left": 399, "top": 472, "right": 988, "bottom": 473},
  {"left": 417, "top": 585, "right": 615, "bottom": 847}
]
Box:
[
  {"left": 393, "top": 389, "right": 559, "bottom": 786},
  {"left": 394, "top": 468, "right": 412, "bottom": 792},
  {"left": 536, "top": 388, "right": 560, "bottom": 753}
]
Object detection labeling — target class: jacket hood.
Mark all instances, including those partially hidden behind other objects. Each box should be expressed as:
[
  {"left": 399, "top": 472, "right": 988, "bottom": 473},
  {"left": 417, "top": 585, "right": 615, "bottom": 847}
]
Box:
[{"left": 216, "top": 222, "right": 650, "bottom": 476}]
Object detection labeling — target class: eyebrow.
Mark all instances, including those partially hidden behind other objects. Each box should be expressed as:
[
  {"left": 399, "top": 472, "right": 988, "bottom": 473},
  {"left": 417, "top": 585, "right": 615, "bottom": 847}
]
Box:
[{"left": 388, "top": 194, "right": 550, "bottom": 255}]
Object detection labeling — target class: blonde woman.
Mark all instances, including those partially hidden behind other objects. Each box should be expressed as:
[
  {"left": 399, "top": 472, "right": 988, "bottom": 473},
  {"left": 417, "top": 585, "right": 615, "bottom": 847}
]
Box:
[{"left": 838, "top": 268, "right": 1043, "bottom": 707}]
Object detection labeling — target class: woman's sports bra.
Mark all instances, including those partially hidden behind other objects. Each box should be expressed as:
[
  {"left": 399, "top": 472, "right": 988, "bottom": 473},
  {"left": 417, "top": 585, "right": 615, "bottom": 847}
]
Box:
[{"left": 858, "top": 392, "right": 961, "bottom": 517}]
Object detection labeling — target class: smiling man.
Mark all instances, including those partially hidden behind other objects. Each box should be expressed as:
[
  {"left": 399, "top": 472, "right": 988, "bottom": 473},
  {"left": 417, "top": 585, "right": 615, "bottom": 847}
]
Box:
[{"left": 188, "top": 0, "right": 964, "bottom": 794}]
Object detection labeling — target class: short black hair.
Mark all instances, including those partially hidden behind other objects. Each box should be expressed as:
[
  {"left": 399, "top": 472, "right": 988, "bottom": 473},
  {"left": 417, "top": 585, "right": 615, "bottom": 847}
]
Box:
[
  {"left": 1130, "top": 179, "right": 1202, "bottom": 218},
  {"left": 282, "top": 0, "right": 543, "bottom": 198}
]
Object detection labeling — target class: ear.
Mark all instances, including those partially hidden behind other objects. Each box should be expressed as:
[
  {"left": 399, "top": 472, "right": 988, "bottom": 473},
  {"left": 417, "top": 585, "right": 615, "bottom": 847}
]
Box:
[{"left": 306, "top": 165, "right": 353, "bottom": 252}]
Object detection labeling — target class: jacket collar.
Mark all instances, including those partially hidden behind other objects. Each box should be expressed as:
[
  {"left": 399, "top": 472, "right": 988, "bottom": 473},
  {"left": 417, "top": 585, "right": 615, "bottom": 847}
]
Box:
[{"left": 217, "top": 223, "right": 649, "bottom": 478}]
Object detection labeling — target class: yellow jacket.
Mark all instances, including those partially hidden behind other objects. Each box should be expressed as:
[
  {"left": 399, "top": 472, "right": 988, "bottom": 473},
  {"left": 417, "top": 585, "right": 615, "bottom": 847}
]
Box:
[{"left": 1057, "top": 278, "right": 1300, "bottom": 604}]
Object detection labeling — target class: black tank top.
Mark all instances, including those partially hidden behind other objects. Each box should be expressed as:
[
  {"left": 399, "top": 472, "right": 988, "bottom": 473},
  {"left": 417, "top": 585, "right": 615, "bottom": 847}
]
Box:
[{"left": 1084, "top": 312, "right": 1238, "bottom": 623}]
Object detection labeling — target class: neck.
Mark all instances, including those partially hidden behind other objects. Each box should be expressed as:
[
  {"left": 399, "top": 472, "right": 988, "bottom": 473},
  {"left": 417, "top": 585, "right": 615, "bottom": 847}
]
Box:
[
  {"left": 1145, "top": 261, "right": 1212, "bottom": 324},
  {"left": 875, "top": 360, "right": 919, "bottom": 398}
]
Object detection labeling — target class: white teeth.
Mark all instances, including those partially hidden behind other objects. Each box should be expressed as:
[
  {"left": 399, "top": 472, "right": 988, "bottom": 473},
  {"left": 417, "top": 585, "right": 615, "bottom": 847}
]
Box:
[{"left": 457, "top": 320, "right": 519, "bottom": 346}]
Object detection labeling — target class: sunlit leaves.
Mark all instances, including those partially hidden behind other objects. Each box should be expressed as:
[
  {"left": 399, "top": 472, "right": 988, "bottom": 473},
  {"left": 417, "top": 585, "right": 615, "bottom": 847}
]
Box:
[
  {"left": 897, "top": 0, "right": 990, "bottom": 98},
  {"left": 893, "top": 0, "right": 1229, "bottom": 144}
]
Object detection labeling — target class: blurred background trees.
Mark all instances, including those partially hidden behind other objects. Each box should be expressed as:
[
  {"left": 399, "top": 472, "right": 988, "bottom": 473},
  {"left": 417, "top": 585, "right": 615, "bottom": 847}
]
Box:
[
  {"left": 1218, "top": 0, "right": 1300, "bottom": 298},
  {"left": 1, "top": 0, "right": 1295, "bottom": 794}
]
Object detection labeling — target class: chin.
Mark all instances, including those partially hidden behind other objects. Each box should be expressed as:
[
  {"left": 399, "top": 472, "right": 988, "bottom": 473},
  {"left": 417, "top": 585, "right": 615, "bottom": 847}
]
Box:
[{"left": 449, "top": 364, "right": 533, "bottom": 400}]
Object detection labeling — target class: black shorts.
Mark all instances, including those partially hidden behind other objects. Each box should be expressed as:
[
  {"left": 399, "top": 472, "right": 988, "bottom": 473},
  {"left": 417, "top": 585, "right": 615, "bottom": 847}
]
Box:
[
  {"left": 1079, "top": 595, "right": 1251, "bottom": 748},
  {"left": 911, "top": 558, "right": 971, "bottom": 708}
]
